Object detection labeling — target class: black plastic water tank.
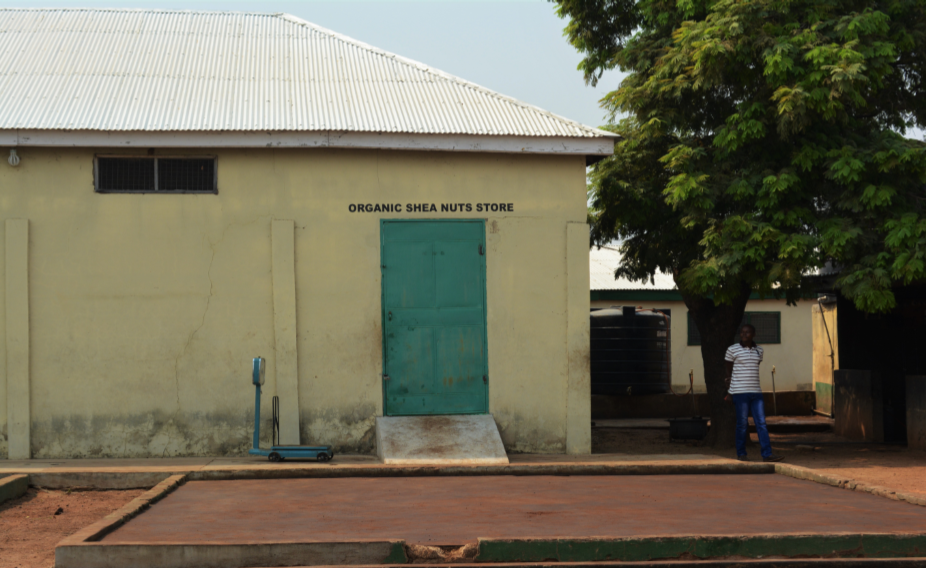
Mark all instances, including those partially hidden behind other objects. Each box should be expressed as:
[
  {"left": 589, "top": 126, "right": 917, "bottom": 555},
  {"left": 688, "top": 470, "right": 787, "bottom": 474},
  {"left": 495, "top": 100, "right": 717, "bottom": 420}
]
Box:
[{"left": 590, "top": 306, "right": 671, "bottom": 395}]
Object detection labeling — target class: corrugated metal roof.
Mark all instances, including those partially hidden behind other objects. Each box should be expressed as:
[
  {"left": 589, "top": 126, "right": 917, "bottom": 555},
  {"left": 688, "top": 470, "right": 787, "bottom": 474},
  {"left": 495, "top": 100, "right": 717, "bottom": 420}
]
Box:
[
  {"left": 0, "top": 8, "right": 614, "bottom": 139},
  {"left": 590, "top": 246, "right": 677, "bottom": 291}
]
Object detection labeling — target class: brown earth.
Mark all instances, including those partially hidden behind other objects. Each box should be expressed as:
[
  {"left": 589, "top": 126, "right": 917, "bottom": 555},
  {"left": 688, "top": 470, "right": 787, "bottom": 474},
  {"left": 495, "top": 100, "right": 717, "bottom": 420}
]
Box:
[
  {"left": 592, "top": 427, "right": 926, "bottom": 498},
  {"left": 0, "top": 487, "right": 144, "bottom": 568}
]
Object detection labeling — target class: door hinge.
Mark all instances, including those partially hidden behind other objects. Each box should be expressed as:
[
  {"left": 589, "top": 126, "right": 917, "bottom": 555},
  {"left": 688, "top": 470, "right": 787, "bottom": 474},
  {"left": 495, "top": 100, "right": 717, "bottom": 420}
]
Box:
[
  {"left": 483, "top": 375, "right": 487, "bottom": 384},
  {"left": 382, "top": 374, "right": 391, "bottom": 381},
  {"left": 478, "top": 244, "right": 484, "bottom": 255}
]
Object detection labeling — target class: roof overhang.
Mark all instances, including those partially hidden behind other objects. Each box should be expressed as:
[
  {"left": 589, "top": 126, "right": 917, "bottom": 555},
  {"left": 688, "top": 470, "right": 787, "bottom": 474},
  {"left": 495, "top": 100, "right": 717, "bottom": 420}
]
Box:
[{"left": 1, "top": 130, "right": 615, "bottom": 158}]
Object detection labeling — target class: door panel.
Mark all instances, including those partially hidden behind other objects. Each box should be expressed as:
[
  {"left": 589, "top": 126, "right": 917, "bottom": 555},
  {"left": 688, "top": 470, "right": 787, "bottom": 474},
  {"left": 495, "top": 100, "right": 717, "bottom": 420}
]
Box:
[
  {"left": 385, "top": 326, "right": 434, "bottom": 398},
  {"left": 382, "top": 221, "right": 487, "bottom": 415},
  {"left": 436, "top": 241, "right": 483, "bottom": 307},
  {"left": 434, "top": 326, "right": 484, "bottom": 393},
  {"left": 383, "top": 241, "right": 435, "bottom": 309}
]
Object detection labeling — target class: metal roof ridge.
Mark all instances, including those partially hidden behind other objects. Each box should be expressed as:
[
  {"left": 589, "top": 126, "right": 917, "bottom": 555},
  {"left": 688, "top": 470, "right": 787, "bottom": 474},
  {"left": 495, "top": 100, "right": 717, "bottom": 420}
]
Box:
[
  {"left": 0, "top": 7, "right": 281, "bottom": 16},
  {"left": 277, "top": 12, "right": 617, "bottom": 140}
]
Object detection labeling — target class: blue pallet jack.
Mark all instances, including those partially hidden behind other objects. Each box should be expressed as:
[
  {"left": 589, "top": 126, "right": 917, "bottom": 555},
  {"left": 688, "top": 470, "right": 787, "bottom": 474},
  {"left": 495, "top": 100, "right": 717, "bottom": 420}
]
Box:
[{"left": 248, "top": 357, "right": 334, "bottom": 462}]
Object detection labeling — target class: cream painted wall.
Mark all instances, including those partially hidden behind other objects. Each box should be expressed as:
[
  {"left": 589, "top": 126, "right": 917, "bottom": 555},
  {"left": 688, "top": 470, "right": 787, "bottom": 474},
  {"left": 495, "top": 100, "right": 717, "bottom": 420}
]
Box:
[
  {"left": 590, "top": 299, "right": 813, "bottom": 392},
  {"left": 0, "top": 147, "right": 589, "bottom": 458},
  {"left": 0, "top": 219, "right": 7, "bottom": 458}
]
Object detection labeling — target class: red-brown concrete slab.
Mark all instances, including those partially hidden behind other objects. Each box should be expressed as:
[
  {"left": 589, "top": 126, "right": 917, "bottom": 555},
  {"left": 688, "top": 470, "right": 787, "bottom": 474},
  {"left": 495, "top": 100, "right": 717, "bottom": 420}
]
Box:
[{"left": 101, "top": 475, "right": 926, "bottom": 546}]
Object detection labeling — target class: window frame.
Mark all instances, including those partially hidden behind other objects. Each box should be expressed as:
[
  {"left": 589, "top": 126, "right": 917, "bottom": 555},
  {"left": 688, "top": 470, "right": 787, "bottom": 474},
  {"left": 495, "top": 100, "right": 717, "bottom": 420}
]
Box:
[
  {"left": 687, "top": 311, "right": 782, "bottom": 346},
  {"left": 94, "top": 155, "right": 218, "bottom": 194}
]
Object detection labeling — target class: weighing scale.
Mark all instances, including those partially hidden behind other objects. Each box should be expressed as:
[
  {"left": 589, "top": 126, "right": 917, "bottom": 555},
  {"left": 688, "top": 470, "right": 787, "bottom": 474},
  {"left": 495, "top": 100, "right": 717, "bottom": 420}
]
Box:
[{"left": 248, "top": 357, "right": 334, "bottom": 462}]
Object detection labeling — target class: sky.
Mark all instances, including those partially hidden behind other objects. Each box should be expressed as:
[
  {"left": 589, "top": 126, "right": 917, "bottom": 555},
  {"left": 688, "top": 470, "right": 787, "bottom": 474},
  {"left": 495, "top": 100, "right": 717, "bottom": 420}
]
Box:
[{"left": 9, "top": 0, "right": 627, "bottom": 131}]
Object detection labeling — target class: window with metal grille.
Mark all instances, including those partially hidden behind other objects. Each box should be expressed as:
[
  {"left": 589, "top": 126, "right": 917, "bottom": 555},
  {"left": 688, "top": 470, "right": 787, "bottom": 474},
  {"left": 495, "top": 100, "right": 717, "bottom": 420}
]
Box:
[
  {"left": 687, "top": 311, "right": 781, "bottom": 346},
  {"left": 95, "top": 157, "right": 216, "bottom": 193}
]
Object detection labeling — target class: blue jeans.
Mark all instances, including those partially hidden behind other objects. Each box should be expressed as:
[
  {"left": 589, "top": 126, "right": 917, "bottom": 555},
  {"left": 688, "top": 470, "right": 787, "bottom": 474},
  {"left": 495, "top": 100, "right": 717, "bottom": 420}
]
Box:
[{"left": 732, "top": 392, "right": 773, "bottom": 458}]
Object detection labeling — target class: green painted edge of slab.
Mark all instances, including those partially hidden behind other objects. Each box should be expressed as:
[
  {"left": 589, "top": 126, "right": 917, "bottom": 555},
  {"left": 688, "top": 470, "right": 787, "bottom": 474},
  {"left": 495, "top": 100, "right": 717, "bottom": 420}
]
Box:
[
  {"left": 476, "top": 534, "right": 926, "bottom": 563},
  {"left": 385, "top": 541, "right": 409, "bottom": 564},
  {"left": 0, "top": 474, "right": 29, "bottom": 506}
]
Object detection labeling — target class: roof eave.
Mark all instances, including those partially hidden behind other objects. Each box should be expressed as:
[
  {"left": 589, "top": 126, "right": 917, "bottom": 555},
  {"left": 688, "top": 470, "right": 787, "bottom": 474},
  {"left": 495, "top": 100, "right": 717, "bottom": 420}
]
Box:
[{"left": 2, "top": 129, "right": 615, "bottom": 157}]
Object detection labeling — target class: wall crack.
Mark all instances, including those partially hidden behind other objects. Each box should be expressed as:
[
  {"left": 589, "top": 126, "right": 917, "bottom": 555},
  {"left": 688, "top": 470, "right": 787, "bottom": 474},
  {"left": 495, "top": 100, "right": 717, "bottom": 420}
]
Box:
[{"left": 171, "top": 215, "right": 271, "bottom": 417}]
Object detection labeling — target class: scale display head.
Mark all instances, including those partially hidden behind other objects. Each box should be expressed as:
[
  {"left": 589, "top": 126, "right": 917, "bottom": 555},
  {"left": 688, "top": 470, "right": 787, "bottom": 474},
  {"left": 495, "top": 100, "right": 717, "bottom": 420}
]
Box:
[{"left": 252, "top": 357, "right": 265, "bottom": 385}]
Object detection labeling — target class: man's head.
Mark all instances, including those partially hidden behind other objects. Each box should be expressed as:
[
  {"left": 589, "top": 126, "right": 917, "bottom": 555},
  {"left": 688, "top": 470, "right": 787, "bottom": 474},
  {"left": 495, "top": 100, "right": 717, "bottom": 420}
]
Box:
[{"left": 740, "top": 323, "right": 756, "bottom": 345}]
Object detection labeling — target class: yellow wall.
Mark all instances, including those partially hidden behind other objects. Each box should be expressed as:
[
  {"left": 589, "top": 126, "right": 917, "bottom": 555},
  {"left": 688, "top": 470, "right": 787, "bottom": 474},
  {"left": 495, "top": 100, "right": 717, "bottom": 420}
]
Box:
[
  {"left": 811, "top": 303, "right": 839, "bottom": 383},
  {"left": 0, "top": 147, "right": 590, "bottom": 458},
  {"left": 811, "top": 303, "right": 838, "bottom": 415},
  {"left": 590, "top": 299, "right": 813, "bottom": 392}
]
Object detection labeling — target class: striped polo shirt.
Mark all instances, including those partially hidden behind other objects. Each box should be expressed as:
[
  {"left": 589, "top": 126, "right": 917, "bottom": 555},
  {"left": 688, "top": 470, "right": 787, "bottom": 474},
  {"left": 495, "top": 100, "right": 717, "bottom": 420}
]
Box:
[{"left": 725, "top": 343, "right": 764, "bottom": 394}]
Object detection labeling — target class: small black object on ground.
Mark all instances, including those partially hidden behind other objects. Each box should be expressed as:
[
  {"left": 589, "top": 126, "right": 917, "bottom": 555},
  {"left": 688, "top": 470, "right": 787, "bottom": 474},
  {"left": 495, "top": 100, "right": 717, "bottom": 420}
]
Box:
[{"left": 668, "top": 417, "right": 709, "bottom": 440}]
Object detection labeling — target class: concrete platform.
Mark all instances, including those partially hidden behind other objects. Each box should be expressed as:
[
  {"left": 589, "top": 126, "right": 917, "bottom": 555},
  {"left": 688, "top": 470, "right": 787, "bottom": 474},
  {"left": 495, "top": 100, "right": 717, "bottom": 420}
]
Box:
[
  {"left": 593, "top": 416, "right": 834, "bottom": 433},
  {"left": 102, "top": 475, "right": 926, "bottom": 544},
  {"left": 375, "top": 415, "right": 509, "bottom": 465},
  {"left": 56, "top": 474, "right": 926, "bottom": 567},
  {"left": 0, "top": 454, "right": 766, "bottom": 490}
]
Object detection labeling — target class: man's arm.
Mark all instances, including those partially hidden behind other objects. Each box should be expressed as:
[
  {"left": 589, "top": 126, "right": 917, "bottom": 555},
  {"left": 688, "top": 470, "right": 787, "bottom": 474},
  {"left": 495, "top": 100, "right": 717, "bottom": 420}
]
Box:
[{"left": 723, "top": 346, "right": 736, "bottom": 401}]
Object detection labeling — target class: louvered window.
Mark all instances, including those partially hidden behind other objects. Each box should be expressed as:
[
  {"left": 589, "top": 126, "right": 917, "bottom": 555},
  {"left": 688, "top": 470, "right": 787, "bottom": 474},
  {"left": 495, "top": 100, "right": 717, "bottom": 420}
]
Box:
[{"left": 95, "top": 157, "right": 216, "bottom": 193}]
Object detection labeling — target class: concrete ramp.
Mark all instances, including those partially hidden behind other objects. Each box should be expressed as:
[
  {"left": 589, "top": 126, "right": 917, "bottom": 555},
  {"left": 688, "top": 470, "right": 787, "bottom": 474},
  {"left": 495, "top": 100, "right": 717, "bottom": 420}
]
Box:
[{"left": 375, "top": 415, "right": 509, "bottom": 465}]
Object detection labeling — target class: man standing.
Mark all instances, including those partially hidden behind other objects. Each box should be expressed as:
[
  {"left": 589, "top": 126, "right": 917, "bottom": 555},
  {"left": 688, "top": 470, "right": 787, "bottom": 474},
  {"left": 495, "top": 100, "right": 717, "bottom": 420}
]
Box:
[{"left": 725, "top": 324, "right": 784, "bottom": 462}]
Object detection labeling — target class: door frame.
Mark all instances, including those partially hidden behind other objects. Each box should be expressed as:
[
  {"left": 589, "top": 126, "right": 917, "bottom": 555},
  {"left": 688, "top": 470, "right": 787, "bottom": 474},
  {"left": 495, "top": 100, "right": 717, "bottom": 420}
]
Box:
[{"left": 379, "top": 219, "right": 489, "bottom": 416}]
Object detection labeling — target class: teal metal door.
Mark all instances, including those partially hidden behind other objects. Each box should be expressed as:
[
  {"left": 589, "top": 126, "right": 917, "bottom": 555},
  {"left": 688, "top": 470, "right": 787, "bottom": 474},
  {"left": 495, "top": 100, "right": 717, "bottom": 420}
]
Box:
[{"left": 381, "top": 220, "right": 488, "bottom": 415}]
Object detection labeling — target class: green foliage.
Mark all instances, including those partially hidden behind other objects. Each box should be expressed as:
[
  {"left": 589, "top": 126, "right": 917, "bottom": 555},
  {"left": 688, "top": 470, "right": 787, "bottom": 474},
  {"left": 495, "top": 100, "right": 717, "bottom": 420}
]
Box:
[{"left": 557, "top": 0, "right": 926, "bottom": 312}]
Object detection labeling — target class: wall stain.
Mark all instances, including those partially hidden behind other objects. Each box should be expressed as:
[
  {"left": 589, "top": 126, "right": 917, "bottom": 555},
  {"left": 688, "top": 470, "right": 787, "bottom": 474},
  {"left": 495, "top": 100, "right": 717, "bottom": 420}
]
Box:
[
  {"left": 0, "top": 423, "right": 8, "bottom": 459},
  {"left": 300, "top": 403, "right": 377, "bottom": 455},
  {"left": 493, "top": 409, "right": 565, "bottom": 454},
  {"left": 30, "top": 409, "right": 275, "bottom": 459},
  {"left": 27, "top": 405, "right": 377, "bottom": 458},
  {"left": 568, "top": 345, "right": 591, "bottom": 378}
]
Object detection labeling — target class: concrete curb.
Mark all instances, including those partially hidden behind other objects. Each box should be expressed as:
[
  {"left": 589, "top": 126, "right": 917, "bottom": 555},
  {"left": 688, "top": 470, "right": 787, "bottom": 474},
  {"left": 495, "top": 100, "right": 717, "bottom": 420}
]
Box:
[
  {"left": 58, "top": 474, "right": 188, "bottom": 543},
  {"left": 7, "top": 461, "right": 925, "bottom": 515},
  {"left": 55, "top": 542, "right": 408, "bottom": 568},
  {"left": 775, "top": 464, "right": 926, "bottom": 508},
  {"left": 317, "top": 560, "right": 926, "bottom": 568},
  {"left": 31, "top": 471, "right": 175, "bottom": 490},
  {"left": 0, "top": 473, "right": 29, "bottom": 506},
  {"left": 56, "top": 474, "right": 188, "bottom": 567},
  {"left": 475, "top": 534, "right": 926, "bottom": 563},
  {"left": 186, "top": 462, "right": 774, "bottom": 481},
  {"left": 0, "top": 462, "right": 772, "bottom": 489}
]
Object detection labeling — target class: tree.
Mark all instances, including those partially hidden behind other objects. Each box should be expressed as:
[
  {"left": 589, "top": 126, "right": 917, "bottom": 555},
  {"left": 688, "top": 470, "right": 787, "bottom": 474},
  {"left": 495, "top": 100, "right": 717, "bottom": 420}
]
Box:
[{"left": 555, "top": 0, "right": 926, "bottom": 446}]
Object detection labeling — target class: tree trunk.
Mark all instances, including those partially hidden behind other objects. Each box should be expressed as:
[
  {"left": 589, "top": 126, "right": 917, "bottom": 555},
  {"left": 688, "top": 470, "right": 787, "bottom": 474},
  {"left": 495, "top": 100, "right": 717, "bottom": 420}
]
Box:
[{"left": 680, "top": 283, "right": 751, "bottom": 449}]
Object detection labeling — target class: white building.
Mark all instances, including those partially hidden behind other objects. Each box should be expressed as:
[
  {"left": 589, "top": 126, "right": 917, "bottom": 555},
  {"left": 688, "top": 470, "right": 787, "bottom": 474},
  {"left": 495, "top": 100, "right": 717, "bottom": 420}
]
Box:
[{"left": 590, "top": 246, "right": 813, "bottom": 393}]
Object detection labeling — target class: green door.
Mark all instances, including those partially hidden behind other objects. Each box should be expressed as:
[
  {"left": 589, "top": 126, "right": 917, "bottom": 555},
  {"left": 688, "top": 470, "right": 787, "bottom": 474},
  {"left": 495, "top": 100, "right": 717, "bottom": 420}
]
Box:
[{"left": 381, "top": 220, "right": 488, "bottom": 415}]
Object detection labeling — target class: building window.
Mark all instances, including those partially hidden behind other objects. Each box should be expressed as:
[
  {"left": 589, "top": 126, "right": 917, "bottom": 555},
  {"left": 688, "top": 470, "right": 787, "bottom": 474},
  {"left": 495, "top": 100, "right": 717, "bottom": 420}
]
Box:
[
  {"left": 95, "top": 156, "right": 216, "bottom": 193},
  {"left": 687, "top": 312, "right": 781, "bottom": 346}
]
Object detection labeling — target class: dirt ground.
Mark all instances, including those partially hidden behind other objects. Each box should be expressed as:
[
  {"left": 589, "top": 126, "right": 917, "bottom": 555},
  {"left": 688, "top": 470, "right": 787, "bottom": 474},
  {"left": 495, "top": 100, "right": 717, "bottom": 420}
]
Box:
[
  {"left": 0, "top": 487, "right": 144, "bottom": 568},
  {"left": 592, "top": 427, "right": 926, "bottom": 498}
]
